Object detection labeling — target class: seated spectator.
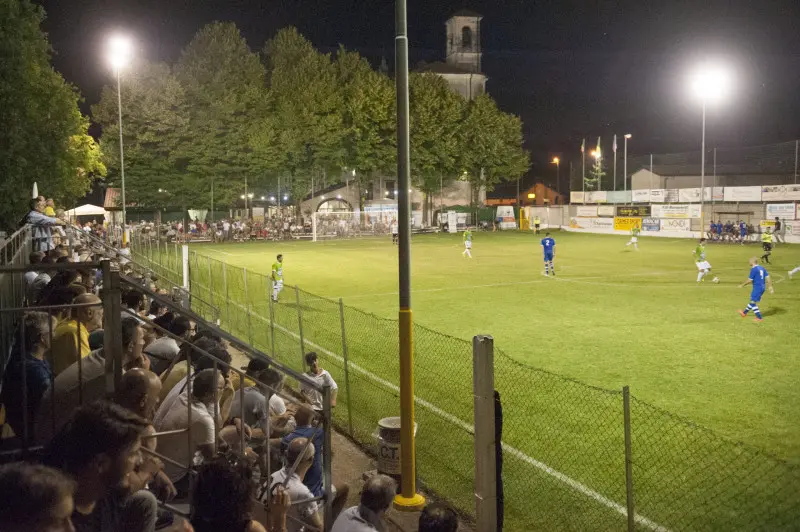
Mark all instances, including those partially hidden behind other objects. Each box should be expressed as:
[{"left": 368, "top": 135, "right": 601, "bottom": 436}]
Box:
[
  {"left": 281, "top": 405, "right": 349, "bottom": 511},
  {"left": 36, "top": 268, "right": 80, "bottom": 305},
  {"left": 145, "top": 313, "right": 192, "bottom": 374},
  {"left": 121, "top": 288, "right": 146, "bottom": 321},
  {"left": 157, "top": 336, "right": 221, "bottom": 402},
  {"left": 1, "top": 312, "right": 58, "bottom": 443},
  {"left": 190, "top": 455, "right": 267, "bottom": 532},
  {"left": 418, "top": 503, "right": 459, "bottom": 532},
  {"left": 262, "top": 438, "right": 322, "bottom": 532},
  {"left": 42, "top": 401, "right": 157, "bottom": 532},
  {"left": 228, "top": 360, "right": 292, "bottom": 441},
  {"left": 115, "top": 369, "right": 177, "bottom": 503},
  {"left": 28, "top": 255, "right": 56, "bottom": 304},
  {"left": 155, "top": 368, "right": 228, "bottom": 496},
  {"left": 37, "top": 317, "right": 148, "bottom": 443},
  {"left": 147, "top": 299, "right": 166, "bottom": 320},
  {"left": 47, "top": 283, "right": 88, "bottom": 322},
  {"left": 24, "top": 250, "right": 45, "bottom": 292},
  {"left": 263, "top": 367, "right": 297, "bottom": 437},
  {"left": 300, "top": 352, "right": 338, "bottom": 412},
  {"left": 331, "top": 474, "right": 396, "bottom": 532},
  {"left": 0, "top": 462, "right": 76, "bottom": 532},
  {"left": 50, "top": 293, "right": 103, "bottom": 375}
]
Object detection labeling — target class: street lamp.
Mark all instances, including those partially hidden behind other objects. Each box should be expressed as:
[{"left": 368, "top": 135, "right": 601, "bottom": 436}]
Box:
[
  {"left": 689, "top": 62, "right": 732, "bottom": 227},
  {"left": 107, "top": 35, "right": 133, "bottom": 231},
  {"left": 623, "top": 134, "right": 632, "bottom": 197},
  {"left": 551, "top": 157, "right": 560, "bottom": 197}
]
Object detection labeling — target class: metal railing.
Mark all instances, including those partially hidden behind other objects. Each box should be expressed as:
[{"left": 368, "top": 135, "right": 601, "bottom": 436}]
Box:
[{"left": 0, "top": 233, "right": 338, "bottom": 531}]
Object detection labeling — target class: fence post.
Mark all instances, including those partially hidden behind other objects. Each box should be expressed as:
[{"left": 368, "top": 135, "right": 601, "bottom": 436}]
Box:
[
  {"left": 243, "top": 267, "right": 253, "bottom": 346},
  {"left": 102, "top": 261, "right": 123, "bottom": 395},
  {"left": 623, "top": 385, "right": 635, "bottom": 532},
  {"left": 295, "top": 286, "right": 306, "bottom": 368},
  {"left": 207, "top": 255, "right": 214, "bottom": 309},
  {"left": 338, "top": 298, "right": 354, "bottom": 437},
  {"left": 473, "top": 335, "right": 497, "bottom": 532},
  {"left": 268, "top": 279, "right": 276, "bottom": 357},
  {"left": 322, "top": 384, "right": 333, "bottom": 532},
  {"left": 222, "top": 261, "right": 230, "bottom": 327}
]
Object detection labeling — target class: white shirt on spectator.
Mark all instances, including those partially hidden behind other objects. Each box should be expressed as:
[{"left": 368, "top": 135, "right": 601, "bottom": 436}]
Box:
[
  {"left": 156, "top": 393, "right": 216, "bottom": 482},
  {"left": 24, "top": 270, "right": 38, "bottom": 289},
  {"left": 264, "top": 467, "right": 319, "bottom": 532},
  {"left": 269, "top": 393, "right": 287, "bottom": 415},
  {"left": 331, "top": 506, "right": 383, "bottom": 532},
  {"left": 300, "top": 370, "right": 337, "bottom": 411}
]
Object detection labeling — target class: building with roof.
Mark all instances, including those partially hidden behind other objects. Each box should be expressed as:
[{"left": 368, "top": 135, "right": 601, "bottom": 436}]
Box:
[{"left": 417, "top": 10, "right": 487, "bottom": 100}]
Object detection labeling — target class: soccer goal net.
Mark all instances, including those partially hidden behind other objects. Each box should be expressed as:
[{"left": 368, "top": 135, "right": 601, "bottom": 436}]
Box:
[{"left": 310, "top": 210, "right": 399, "bottom": 241}]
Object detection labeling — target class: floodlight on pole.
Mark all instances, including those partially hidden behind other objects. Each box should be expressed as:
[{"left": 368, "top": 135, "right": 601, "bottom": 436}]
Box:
[
  {"left": 108, "top": 34, "right": 133, "bottom": 236},
  {"left": 551, "top": 157, "right": 560, "bottom": 196},
  {"left": 689, "top": 62, "right": 732, "bottom": 231},
  {"left": 623, "top": 134, "right": 632, "bottom": 197}
]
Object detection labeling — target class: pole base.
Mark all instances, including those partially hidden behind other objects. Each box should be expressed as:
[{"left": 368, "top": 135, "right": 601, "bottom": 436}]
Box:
[{"left": 393, "top": 492, "right": 426, "bottom": 512}]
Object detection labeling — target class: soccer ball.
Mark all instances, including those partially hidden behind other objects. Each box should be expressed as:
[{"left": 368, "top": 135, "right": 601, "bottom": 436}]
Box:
[{"left": 712, "top": 277, "right": 720, "bottom": 283}]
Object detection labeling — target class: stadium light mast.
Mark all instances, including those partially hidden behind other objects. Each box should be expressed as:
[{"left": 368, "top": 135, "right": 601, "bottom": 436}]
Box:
[
  {"left": 689, "top": 62, "right": 732, "bottom": 231},
  {"left": 551, "top": 157, "right": 560, "bottom": 197},
  {"left": 623, "top": 134, "right": 632, "bottom": 197},
  {"left": 393, "top": 0, "right": 425, "bottom": 512},
  {"left": 107, "top": 34, "right": 133, "bottom": 232}
]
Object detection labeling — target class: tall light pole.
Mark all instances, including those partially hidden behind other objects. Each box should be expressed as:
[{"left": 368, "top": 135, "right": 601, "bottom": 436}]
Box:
[
  {"left": 108, "top": 35, "right": 133, "bottom": 232},
  {"left": 623, "top": 134, "right": 631, "bottom": 200},
  {"left": 551, "top": 157, "right": 560, "bottom": 198},
  {"left": 394, "top": 0, "right": 425, "bottom": 512},
  {"left": 690, "top": 63, "right": 732, "bottom": 230}
]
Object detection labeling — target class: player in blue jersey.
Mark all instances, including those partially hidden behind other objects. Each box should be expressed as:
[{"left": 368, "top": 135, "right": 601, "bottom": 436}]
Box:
[
  {"left": 541, "top": 232, "right": 556, "bottom": 276},
  {"left": 738, "top": 257, "right": 774, "bottom": 322},
  {"left": 738, "top": 220, "right": 747, "bottom": 244}
]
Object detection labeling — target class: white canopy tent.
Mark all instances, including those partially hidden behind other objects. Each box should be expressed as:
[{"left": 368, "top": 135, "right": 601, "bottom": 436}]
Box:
[{"left": 66, "top": 204, "right": 106, "bottom": 218}]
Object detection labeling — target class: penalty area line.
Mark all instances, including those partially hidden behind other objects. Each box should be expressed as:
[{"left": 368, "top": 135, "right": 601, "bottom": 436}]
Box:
[{"left": 228, "top": 299, "right": 670, "bottom": 532}]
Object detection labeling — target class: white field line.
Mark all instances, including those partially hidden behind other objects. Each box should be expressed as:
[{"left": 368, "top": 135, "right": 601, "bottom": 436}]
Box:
[{"left": 225, "top": 298, "right": 669, "bottom": 531}]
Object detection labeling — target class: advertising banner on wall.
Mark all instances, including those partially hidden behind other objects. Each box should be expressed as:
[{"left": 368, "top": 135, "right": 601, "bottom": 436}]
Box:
[
  {"left": 703, "top": 187, "right": 725, "bottom": 201},
  {"left": 660, "top": 218, "right": 691, "bottom": 231},
  {"left": 761, "top": 184, "right": 800, "bottom": 201},
  {"left": 650, "top": 189, "right": 666, "bottom": 203},
  {"left": 765, "top": 203, "right": 796, "bottom": 220},
  {"left": 590, "top": 217, "right": 615, "bottom": 229},
  {"left": 576, "top": 206, "right": 598, "bottom": 217},
  {"left": 496, "top": 206, "right": 517, "bottom": 229},
  {"left": 651, "top": 204, "right": 701, "bottom": 219},
  {"left": 787, "top": 221, "right": 800, "bottom": 235},
  {"left": 617, "top": 205, "right": 651, "bottom": 217},
  {"left": 570, "top": 191, "right": 585, "bottom": 203},
  {"left": 664, "top": 189, "right": 680, "bottom": 202},
  {"left": 678, "top": 188, "right": 702, "bottom": 202},
  {"left": 614, "top": 217, "right": 642, "bottom": 231},
  {"left": 632, "top": 189, "right": 650, "bottom": 203},
  {"left": 642, "top": 218, "right": 660, "bottom": 231},
  {"left": 760, "top": 220, "right": 777, "bottom": 229},
  {"left": 723, "top": 186, "right": 762, "bottom": 202},
  {"left": 597, "top": 205, "right": 615, "bottom": 217},
  {"left": 606, "top": 191, "right": 632, "bottom": 204},
  {"left": 586, "top": 191, "right": 608, "bottom": 203}
]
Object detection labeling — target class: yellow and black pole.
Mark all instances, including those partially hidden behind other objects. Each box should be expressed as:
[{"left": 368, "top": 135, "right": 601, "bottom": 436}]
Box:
[{"left": 394, "top": 0, "right": 425, "bottom": 512}]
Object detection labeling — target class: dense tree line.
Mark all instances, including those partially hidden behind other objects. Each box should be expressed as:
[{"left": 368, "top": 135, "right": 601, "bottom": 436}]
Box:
[
  {"left": 0, "top": 0, "right": 105, "bottom": 228},
  {"left": 93, "top": 23, "right": 529, "bottom": 219}
]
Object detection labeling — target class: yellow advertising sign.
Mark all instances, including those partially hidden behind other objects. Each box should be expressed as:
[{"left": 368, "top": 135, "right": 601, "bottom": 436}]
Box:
[{"left": 614, "top": 217, "right": 642, "bottom": 231}]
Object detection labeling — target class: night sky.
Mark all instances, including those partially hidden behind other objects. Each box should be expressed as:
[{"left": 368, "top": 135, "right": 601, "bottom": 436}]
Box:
[{"left": 38, "top": 0, "right": 800, "bottom": 189}]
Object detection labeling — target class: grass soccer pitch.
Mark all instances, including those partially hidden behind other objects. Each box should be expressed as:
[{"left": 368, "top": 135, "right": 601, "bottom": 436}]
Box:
[{"left": 193, "top": 230, "right": 800, "bottom": 462}]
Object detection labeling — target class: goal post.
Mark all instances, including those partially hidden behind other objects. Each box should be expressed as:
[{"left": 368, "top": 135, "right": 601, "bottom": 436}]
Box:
[{"left": 311, "top": 210, "right": 399, "bottom": 241}]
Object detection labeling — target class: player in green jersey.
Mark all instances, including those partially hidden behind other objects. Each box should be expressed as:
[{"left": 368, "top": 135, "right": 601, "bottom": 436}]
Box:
[
  {"left": 271, "top": 254, "right": 284, "bottom": 301},
  {"left": 463, "top": 229, "right": 473, "bottom": 258},
  {"left": 692, "top": 239, "right": 718, "bottom": 284},
  {"left": 625, "top": 226, "right": 640, "bottom": 250}
]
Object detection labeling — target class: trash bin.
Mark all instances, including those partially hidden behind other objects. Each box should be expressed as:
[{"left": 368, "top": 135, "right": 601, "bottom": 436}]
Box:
[{"left": 375, "top": 416, "right": 417, "bottom": 490}]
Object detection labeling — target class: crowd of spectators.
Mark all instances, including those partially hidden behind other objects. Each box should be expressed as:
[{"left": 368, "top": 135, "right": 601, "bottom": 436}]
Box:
[{"left": 0, "top": 208, "right": 462, "bottom": 532}]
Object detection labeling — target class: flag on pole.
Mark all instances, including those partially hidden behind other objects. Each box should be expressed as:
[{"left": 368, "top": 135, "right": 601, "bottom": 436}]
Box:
[
  {"left": 580, "top": 138, "right": 585, "bottom": 153},
  {"left": 613, "top": 134, "right": 617, "bottom": 153}
]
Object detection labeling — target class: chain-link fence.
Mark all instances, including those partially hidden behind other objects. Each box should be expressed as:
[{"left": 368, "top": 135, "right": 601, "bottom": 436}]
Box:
[{"left": 137, "top": 245, "right": 800, "bottom": 531}]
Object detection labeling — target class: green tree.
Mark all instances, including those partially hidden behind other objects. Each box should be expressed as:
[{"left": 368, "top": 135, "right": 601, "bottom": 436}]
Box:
[
  {"left": 176, "top": 22, "right": 268, "bottom": 209},
  {"left": 92, "top": 61, "right": 188, "bottom": 208},
  {"left": 263, "top": 28, "right": 344, "bottom": 205},
  {"left": 0, "top": 0, "right": 105, "bottom": 227},
  {"left": 458, "top": 93, "right": 529, "bottom": 205},
  {"left": 409, "top": 73, "right": 465, "bottom": 222}
]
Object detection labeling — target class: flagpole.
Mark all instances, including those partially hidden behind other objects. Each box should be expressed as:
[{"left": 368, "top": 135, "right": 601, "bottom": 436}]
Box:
[
  {"left": 581, "top": 138, "right": 585, "bottom": 197},
  {"left": 613, "top": 134, "right": 618, "bottom": 192}
]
